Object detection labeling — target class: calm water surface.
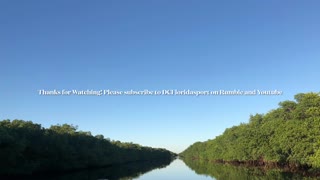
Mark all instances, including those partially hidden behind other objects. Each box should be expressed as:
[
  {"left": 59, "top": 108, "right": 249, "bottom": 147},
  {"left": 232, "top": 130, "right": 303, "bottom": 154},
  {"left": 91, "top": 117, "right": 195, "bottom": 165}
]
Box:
[
  {"left": 31, "top": 158, "right": 316, "bottom": 180},
  {"left": 138, "top": 159, "right": 211, "bottom": 180}
]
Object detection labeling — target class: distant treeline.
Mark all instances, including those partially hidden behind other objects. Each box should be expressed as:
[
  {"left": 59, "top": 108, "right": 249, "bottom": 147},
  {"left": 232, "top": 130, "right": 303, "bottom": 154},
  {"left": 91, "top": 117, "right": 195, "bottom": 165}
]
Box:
[
  {"left": 0, "top": 120, "right": 175, "bottom": 176},
  {"left": 180, "top": 92, "right": 320, "bottom": 172}
]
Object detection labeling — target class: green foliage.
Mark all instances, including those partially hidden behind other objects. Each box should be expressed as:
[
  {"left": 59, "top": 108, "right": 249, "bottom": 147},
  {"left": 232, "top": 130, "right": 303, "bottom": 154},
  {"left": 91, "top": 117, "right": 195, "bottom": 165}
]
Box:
[
  {"left": 0, "top": 120, "right": 175, "bottom": 175},
  {"left": 180, "top": 92, "right": 320, "bottom": 170}
]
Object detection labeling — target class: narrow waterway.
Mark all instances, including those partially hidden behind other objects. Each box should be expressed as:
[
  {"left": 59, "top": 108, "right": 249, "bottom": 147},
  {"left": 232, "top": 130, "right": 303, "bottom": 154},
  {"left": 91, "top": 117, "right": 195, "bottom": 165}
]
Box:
[
  {"left": 23, "top": 158, "right": 314, "bottom": 180},
  {"left": 138, "top": 159, "right": 211, "bottom": 180}
]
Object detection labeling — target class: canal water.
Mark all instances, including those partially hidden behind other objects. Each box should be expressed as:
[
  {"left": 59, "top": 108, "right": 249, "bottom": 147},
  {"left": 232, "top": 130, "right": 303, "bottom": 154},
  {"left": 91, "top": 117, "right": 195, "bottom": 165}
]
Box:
[
  {"left": 138, "top": 159, "right": 211, "bottom": 180},
  {"left": 29, "top": 158, "right": 314, "bottom": 180}
]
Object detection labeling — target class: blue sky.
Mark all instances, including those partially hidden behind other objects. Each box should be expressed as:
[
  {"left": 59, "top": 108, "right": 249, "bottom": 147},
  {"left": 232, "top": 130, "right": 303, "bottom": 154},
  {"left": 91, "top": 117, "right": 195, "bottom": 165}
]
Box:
[{"left": 1, "top": 0, "right": 320, "bottom": 153}]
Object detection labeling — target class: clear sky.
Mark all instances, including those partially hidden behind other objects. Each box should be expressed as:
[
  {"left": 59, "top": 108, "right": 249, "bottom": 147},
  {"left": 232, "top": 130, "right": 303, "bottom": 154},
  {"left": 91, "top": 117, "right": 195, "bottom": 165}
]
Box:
[{"left": 1, "top": 0, "right": 320, "bottom": 153}]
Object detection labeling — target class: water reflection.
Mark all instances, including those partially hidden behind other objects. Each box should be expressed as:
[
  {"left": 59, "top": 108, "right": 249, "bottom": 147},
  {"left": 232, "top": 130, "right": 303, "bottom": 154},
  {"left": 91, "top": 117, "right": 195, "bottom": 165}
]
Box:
[
  {"left": 27, "top": 159, "right": 172, "bottom": 180},
  {"left": 5, "top": 158, "right": 317, "bottom": 180},
  {"left": 139, "top": 159, "right": 211, "bottom": 180},
  {"left": 182, "top": 158, "right": 315, "bottom": 180}
]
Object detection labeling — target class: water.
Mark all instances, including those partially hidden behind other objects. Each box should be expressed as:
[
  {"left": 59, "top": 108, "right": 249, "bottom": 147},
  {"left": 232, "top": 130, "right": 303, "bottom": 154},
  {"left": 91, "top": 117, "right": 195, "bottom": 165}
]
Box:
[
  {"left": 12, "top": 158, "right": 317, "bottom": 180},
  {"left": 138, "top": 159, "right": 211, "bottom": 180},
  {"left": 182, "top": 158, "right": 316, "bottom": 180},
  {"left": 43, "top": 159, "right": 212, "bottom": 180}
]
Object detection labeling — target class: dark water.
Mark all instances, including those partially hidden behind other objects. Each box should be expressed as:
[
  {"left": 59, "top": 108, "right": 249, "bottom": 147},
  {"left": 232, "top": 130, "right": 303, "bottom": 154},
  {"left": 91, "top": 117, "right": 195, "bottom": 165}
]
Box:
[
  {"left": 46, "top": 159, "right": 210, "bottom": 180},
  {"left": 182, "top": 158, "right": 318, "bottom": 180},
  {"left": 6, "top": 158, "right": 318, "bottom": 179},
  {"left": 43, "top": 159, "right": 173, "bottom": 180}
]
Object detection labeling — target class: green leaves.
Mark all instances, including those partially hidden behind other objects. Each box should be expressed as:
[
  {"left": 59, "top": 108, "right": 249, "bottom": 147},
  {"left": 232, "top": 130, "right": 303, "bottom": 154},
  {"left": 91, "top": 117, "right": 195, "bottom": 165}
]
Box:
[
  {"left": 0, "top": 120, "right": 175, "bottom": 175},
  {"left": 181, "top": 92, "right": 320, "bottom": 170}
]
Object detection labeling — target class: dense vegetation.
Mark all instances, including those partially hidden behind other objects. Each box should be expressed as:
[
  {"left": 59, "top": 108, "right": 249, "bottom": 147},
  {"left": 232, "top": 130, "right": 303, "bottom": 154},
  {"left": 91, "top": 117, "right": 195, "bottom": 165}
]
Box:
[
  {"left": 0, "top": 120, "right": 175, "bottom": 176},
  {"left": 181, "top": 92, "right": 320, "bottom": 172}
]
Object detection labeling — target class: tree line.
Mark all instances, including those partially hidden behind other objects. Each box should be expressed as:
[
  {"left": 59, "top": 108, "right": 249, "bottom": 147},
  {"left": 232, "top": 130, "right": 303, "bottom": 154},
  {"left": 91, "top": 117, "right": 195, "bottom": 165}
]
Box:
[
  {"left": 0, "top": 120, "right": 176, "bottom": 176},
  {"left": 180, "top": 92, "right": 320, "bottom": 172}
]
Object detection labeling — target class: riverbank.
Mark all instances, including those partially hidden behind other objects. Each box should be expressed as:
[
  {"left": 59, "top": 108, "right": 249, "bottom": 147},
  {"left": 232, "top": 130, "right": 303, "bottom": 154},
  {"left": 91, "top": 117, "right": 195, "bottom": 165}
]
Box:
[
  {"left": 180, "top": 93, "right": 320, "bottom": 178},
  {"left": 0, "top": 119, "right": 176, "bottom": 176}
]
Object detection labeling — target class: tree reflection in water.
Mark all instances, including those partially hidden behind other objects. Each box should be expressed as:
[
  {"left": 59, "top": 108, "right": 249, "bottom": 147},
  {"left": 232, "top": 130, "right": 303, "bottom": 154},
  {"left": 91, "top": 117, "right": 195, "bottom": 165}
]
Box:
[
  {"left": 19, "top": 159, "right": 173, "bottom": 180},
  {"left": 182, "top": 158, "right": 313, "bottom": 180}
]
